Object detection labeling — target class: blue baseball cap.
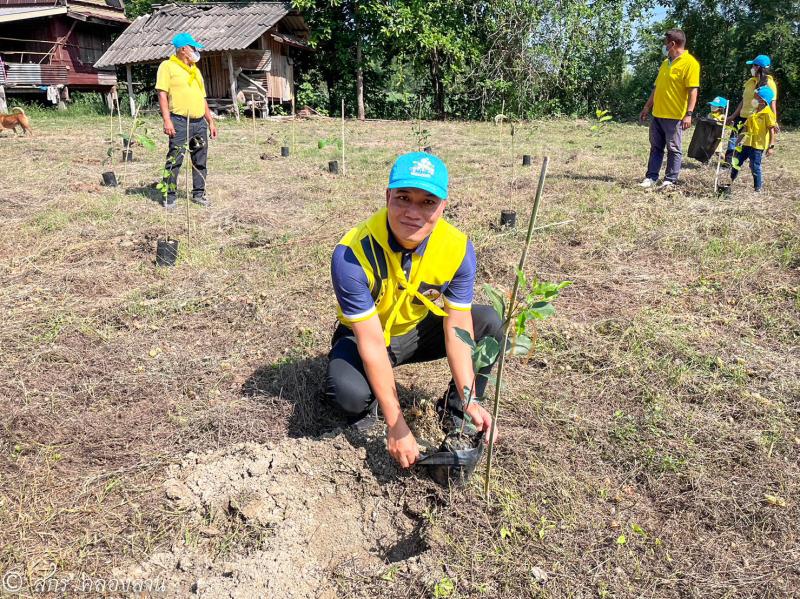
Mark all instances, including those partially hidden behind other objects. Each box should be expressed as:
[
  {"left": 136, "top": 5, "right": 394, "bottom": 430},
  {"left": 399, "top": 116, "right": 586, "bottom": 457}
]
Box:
[
  {"left": 756, "top": 85, "right": 775, "bottom": 105},
  {"left": 746, "top": 54, "right": 770, "bottom": 68},
  {"left": 388, "top": 152, "right": 448, "bottom": 200},
  {"left": 708, "top": 96, "right": 729, "bottom": 109},
  {"left": 172, "top": 32, "right": 204, "bottom": 49}
]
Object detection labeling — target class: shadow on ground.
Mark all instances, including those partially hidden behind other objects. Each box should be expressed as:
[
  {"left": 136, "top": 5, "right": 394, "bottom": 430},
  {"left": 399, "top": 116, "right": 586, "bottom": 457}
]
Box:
[
  {"left": 241, "top": 354, "right": 447, "bottom": 485},
  {"left": 125, "top": 183, "right": 163, "bottom": 204}
]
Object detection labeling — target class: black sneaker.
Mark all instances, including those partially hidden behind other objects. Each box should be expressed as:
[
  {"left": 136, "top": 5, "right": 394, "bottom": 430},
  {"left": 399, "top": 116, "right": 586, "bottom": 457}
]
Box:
[
  {"left": 349, "top": 401, "right": 380, "bottom": 433},
  {"left": 191, "top": 195, "right": 210, "bottom": 207}
]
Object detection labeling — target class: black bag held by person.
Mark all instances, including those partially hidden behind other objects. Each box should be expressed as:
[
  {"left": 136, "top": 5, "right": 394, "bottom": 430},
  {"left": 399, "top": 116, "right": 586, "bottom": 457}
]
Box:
[{"left": 688, "top": 117, "right": 723, "bottom": 164}]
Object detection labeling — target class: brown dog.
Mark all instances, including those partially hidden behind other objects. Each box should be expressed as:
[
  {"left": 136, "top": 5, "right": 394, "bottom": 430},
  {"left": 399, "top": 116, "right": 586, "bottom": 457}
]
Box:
[{"left": 0, "top": 107, "right": 33, "bottom": 136}]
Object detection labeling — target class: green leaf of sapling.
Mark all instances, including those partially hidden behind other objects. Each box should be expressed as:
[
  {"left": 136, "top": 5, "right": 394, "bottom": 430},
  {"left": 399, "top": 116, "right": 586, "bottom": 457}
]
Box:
[
  {"left": 483, "top": 283, "right": 506, "bottom": 321},
  {"left": 508, "top": 333, "right": 533, "bottom": 356},
  {"left": 473, "top": 336, "right": 500, "bottom": 371},
  {"left": 529, "top": 301, "right": 556, "bottom": 320},
  {"left": 454, "top": 327, "right": 476, "bottom": 348}
]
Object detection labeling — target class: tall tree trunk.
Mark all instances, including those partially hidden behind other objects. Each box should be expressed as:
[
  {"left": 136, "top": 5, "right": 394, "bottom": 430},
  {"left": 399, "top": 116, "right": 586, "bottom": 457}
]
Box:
[
  {"left": 430, "top": 48, "right": 445, "bottom": 119},
  {"left": 356, "top": 38, "right": 365, "bottom": 121}
]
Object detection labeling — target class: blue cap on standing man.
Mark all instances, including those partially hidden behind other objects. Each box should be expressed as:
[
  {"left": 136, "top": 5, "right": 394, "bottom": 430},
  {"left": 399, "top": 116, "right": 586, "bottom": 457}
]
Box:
[{"left": 172, "top": 32, "right": 204, "bottom": 49}]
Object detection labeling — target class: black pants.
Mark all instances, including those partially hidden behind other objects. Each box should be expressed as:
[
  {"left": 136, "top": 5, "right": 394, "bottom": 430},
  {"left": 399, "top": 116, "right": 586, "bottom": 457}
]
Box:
[
  {"left": 325, "top": 304, "right": 503, "bottom": 419},
  {"left": 163, "top": 114, "right": 208, "bottom": 202}
]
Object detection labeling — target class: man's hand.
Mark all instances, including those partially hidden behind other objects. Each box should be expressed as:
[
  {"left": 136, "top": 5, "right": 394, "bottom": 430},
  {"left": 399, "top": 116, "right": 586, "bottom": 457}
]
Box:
[
  {"left": 209, "top": 122, "right": 218, "bottom": 140},
  {"left": 681, "top": 115, "right": 693, "bottom": 130},
  {"left": 766, "top": 148, "right": 774, "bottom": 158},
  {"left": 163, "top": 119, "right": 176, "bottom": 138},
  {"left": 466, "top": 402, "right": 497, "bottom": 444},
  {"left": 639, "top": 105, "right": 650, "bottom": 123},
  {"left": 386, "top": 418, "right": 419, "bottom": 468}
]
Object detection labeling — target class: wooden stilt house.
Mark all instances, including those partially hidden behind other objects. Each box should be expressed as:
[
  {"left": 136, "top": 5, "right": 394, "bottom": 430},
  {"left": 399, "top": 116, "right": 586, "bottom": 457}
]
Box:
[{"left": 0, "top": 0, "right": 129, "bottom": 112}]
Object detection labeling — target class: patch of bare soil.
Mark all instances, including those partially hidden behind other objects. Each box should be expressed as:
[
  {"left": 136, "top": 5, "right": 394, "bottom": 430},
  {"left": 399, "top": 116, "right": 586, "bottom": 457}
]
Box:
[{"left": 116, "top": 433, "right": 437, "bottom": 598}]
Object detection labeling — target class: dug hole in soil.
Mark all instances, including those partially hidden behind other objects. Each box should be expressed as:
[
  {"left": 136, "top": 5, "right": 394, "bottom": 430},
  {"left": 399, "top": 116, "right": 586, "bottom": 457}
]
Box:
[{"left": 114, "top": 431, "right": 446, "bottom": 598}]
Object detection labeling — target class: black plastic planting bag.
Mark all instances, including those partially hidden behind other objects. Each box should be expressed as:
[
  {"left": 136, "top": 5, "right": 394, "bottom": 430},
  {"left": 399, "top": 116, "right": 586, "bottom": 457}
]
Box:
[{"left": 688, "top": 117, "right": 724, "bottom": 164}]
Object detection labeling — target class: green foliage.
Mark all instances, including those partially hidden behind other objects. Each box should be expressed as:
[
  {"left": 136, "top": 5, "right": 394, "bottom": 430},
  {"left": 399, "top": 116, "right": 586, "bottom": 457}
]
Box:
[
  {"left": 453, "top": 273, "right": 570, "bottom": 430},
  {"left": 296, "top": 75, "right": 330, "bottom": 115},
  {"left": 317, "top": 136, "right": 342, "bottom": 150},
  {"left": 590, "top": 108, "right": 614, "bottom": 133},
  {"left": 433, "top": 576, "right": 455, "bottom": 598}
]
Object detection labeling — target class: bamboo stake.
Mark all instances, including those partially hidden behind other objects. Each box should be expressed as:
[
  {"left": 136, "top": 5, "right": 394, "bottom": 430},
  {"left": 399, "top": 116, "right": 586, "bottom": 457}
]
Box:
[
  {"left": 484, "top": 156, "right": 550, "bottom": 502},
  {"left": 714, "top": 100, "right": 730, "bottom": 194},
  {"left": 341, "top": 97, "right": 345, "bottom": 176},
  {"left": 121, "top": 103, "right": 140, "bottom": 185},
  {"left": 184, "top": 113, "right": 191, "bottom": 247},
  {"left": 109, "top": 102, "right": 115, "bottom": 168},
  {"left": 251, "top": 94, "right": 257, "bottom": 146}
]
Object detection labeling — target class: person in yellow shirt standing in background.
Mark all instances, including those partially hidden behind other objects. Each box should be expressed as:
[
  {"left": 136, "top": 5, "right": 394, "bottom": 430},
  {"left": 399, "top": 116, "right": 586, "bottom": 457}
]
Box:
[
  {"left": 638, "top": 29, "right": 701, "bottom": 191},
  {"left": 724, "top": 55, "right": 778, "bottom": 166},
  {"left": 729, "top": 86, "right": 777, "bottom": 192},
  {"left": 156, "top": 33, "right": 218, "bottom": 210}
]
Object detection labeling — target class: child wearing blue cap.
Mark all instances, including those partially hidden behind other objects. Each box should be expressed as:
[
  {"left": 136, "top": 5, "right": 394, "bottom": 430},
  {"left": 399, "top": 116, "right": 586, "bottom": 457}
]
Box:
[
  {"left": 730, "top": 85, "right": 778, "bottom": 192},
  {"left": 326, "top": 152, "right": 502, "bottom": 468},
  {"left": 708, "top": 96, "right": 728, "bottom": 123},
  {"left": 724, "top": 55, "right": 778, "bottom": 165}
]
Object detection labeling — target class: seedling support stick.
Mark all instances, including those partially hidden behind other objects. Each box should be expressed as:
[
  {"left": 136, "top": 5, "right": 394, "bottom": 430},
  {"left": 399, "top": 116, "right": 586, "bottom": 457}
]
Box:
[
  {"left": 251, "top": 94, "right": 257, "bottom": 146},
  {"left": 483, "top": 156, "right": 550, "bottom": 502},
  {"left": 121, "top": 103, "right": 140, "bottom": 185},
  {"left": 184, "top": 112, "right": 191, "bottom": 246},
  {"left": 341, "top": 98, "right": 345, "bottom": 176},
  {"left": 713, "top": 100, "right": 730, "bottom": 194}
]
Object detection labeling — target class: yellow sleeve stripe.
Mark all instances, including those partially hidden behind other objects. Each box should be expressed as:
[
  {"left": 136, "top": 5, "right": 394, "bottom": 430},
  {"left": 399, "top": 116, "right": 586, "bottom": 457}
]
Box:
[
  {"left": 444, "top": 298, "right": 472, "bottom": 312},
  {"left": 342, "top": 306, "right": 377, "bottom": 323}
]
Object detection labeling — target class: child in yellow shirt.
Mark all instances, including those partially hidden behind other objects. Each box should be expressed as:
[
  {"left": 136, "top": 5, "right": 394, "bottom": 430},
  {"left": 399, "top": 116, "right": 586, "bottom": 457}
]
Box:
[
  {"left": 708, "top": 96, "right": 728, "bottom": 122},
  {"left": 730, "top": 86, "right": 778, "bottom": 192}
]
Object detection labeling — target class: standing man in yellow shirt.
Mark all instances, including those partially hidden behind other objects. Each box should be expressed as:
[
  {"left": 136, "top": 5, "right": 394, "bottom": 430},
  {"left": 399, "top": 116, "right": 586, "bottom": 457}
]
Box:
[
  {"left": 638, "top": 29, "right": 700, "bottom": 191},
  {"left": 156, "top": 33, "right": 218, "bottom": 209}
]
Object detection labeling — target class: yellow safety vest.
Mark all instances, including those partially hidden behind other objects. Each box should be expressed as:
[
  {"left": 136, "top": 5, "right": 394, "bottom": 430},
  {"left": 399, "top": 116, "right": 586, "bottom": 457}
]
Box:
[{"left": 337, "top": 208, "right": 468, "bottom": 345}]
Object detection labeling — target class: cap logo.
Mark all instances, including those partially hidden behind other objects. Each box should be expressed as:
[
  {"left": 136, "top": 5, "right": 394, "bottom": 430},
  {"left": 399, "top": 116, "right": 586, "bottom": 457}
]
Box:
[{"left": 409, "top": 157, "right": 435, "bottom": 178}]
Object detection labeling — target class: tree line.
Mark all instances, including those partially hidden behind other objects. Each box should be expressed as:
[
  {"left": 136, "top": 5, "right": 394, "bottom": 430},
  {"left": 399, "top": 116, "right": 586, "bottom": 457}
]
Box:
[{"left": 125, "top": 0, "right": 800, "bottom": 124}]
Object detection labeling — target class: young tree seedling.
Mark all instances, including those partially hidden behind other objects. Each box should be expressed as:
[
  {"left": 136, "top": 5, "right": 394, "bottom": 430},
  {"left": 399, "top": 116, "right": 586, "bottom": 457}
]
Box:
[{"left": 453, "top": 157, "right": 572, "bottom": 501}]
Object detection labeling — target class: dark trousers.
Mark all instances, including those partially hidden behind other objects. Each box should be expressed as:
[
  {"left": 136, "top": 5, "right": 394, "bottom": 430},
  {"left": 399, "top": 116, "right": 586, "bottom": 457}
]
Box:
[
  {"left": 325, "top": 305, "right": 503, "bottom": 419},
  {"left": 646, "top": 117, "right": 683, "bottom": 182},
  {"left": 730, "top": 145, "right": 763, "bottom": 190},
  {"left": 725, "top": 116, "right": 747, "bottom": 163},
  {"left": 163, "top": 114, "right": 208, "bottom": 202}
]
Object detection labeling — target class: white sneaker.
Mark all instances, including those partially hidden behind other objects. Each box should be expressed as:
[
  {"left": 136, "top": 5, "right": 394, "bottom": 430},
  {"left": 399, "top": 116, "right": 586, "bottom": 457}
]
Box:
[
  {"left": 657, "top": 180, "right": 675, "bottom": 191},
  {"left": 638, "top": 178, "right": 657, "bottom": 188}
]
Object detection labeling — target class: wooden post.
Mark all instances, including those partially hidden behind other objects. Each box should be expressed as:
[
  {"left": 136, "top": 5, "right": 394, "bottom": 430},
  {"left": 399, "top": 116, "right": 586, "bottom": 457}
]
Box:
[
  {"left": 227, "top": 52, "right": 239, "bottom": 121},
  {"left": 0, "top": 85, "right": 7, "bottom": 114},
  {"left": 126, "top": 65, "right": 135, "bottom": 116}
]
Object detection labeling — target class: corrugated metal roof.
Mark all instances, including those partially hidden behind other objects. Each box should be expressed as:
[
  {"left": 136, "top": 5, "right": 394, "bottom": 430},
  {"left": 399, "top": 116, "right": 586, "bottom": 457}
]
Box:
[
  {"left": 95, "top": 2, "right": 305, "bottom": 68},
  {"left": 1, "top": 63, "right": 69, "bottom": 85},
  {"left": 0, "top": 5, "right": 68, "bottom": 22}
]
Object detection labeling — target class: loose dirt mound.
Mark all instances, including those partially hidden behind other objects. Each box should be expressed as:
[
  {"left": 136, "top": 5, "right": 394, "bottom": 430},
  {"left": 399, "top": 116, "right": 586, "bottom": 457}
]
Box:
[{"left": 116, "top": 434, "right": 436, "bottom": 598}]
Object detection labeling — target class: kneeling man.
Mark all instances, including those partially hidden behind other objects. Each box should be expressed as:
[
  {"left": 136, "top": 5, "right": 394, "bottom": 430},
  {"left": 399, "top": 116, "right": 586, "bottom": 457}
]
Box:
[{"left": 326, "top": 152, "right": 502, "bottom": 468}]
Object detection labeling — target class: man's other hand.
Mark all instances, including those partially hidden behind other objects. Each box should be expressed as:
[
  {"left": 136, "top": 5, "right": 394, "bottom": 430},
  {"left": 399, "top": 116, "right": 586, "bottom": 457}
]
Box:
[
  {"left": 386, "top": 418, "right": 419, "bottom": 468},
  {"left": 209, "top": 122, "right": 218, "bottom": 140},
  {"left": 639, "top": 106, "right": 650, "bottom": 122},
  {"left": 163, "top": 119, "right": 176, "bottom": 138},
  {"left": 681, "top": 115, "right": 693, "bottom": 130},
  {"left": 466, "top": 402, "right": 497, "bottom": 444}
]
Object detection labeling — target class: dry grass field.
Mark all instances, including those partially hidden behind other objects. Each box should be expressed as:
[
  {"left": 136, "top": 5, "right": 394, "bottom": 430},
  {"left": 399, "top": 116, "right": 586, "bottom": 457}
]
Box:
[{"left": 1, "top": 111, "right": 798, "bottom": 598}]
